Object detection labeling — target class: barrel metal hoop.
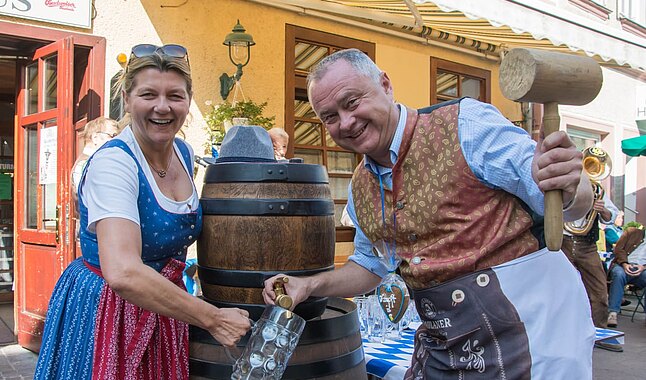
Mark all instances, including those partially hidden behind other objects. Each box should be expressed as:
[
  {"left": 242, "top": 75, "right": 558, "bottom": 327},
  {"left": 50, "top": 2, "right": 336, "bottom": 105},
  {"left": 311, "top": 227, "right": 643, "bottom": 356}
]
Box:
[
  {"left": 283, "top": 346, "right": 365, "bottom": 379},
  {"left": 191, "top": 298, "right": 360, "bottom": 344},
  {"left": 189, "top": 346, "right": 364, "bottom": 379},
  {"left": 203, "top": 162, "right": 330, "bottom": 183},
  {"left": 197, "top": 265, "right": 335, "bottom": 287},
  {"left": 204, "top": 298, "right": 328, "bottom": 323},
  {"left": 200, "top": 198, "right": 335, "bottom": 216}
]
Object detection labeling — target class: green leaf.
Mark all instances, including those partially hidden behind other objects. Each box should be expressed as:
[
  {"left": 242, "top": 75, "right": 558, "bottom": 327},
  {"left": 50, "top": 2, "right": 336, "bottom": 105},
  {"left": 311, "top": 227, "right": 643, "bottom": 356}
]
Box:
[{"left": 203, "top": 99, "right": 275, "bottom": 146}]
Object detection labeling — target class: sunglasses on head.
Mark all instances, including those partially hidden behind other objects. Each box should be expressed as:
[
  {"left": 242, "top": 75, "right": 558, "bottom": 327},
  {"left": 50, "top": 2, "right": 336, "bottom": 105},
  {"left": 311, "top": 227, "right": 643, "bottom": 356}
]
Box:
[{"left": 129, "top": 44, "right": 189, "bottom": 64}]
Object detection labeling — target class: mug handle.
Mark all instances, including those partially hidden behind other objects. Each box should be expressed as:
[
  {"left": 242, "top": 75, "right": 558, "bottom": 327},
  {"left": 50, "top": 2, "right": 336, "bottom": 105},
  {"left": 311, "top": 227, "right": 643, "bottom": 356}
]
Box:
[{"left": 225, "top": 318, "right": 257, "bottom": 364}]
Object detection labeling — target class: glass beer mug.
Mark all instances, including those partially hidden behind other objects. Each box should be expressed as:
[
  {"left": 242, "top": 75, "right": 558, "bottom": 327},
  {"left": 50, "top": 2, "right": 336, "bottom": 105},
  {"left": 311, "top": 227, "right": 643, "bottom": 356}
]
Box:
[{"left": 231, "top": 278, "right": 306, "bottom": 380}]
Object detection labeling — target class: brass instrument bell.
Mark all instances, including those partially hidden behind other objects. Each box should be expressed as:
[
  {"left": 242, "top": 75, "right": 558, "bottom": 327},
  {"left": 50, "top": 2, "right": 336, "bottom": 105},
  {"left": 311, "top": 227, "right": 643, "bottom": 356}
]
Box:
[
  {"left": 582, "top": 146, "right": 611, "bottom": 180},
  {"left": 564, "top": 146, "right": 612, "bottom": 235}
]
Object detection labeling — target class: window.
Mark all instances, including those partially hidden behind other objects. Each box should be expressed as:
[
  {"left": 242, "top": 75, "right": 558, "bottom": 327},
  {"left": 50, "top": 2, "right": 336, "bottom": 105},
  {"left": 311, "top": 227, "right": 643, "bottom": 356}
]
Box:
[
  {"left": 430, "top": 58, "right": 490, "bottom": 105},
  {"left": 567, "top": 128, "right": 601, "bottom": 151},
  {"left": 285, "top": 25, "right": 375, "bottom": 242},
  {"left": 619, "top": 0, "right": 646, "bottom": 26}
]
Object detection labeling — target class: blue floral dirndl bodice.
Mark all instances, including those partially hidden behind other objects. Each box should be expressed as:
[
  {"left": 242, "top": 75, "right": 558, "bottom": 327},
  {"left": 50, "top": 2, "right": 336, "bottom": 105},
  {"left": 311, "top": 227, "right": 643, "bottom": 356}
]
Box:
[{"left": 79, "top": 137, "right": 202, "bottom": 271}]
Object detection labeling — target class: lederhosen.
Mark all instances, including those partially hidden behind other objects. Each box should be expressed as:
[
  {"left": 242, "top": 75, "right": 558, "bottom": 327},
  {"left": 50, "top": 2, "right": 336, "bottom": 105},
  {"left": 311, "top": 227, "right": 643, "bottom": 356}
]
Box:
[{"left": 352, "top": 100, "right": 594, "bottom": 379}]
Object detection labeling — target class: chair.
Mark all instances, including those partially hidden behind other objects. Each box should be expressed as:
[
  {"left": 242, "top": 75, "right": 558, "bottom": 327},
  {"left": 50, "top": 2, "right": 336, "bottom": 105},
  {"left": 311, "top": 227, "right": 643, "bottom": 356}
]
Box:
[{"left": 625, "top": 284, "right": 646, "bottom": 322}]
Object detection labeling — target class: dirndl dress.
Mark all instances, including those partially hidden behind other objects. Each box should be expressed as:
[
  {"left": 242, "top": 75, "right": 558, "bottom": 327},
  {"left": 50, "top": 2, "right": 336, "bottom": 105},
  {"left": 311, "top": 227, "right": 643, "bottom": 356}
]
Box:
[{"left": 35, "top": 137, "right": 203, "bottom": 379}]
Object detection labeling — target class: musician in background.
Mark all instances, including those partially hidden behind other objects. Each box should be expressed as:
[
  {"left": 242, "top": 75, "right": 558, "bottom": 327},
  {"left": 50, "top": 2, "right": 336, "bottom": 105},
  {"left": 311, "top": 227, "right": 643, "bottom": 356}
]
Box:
[{"left": 562, "top": 146, "right": 618, "bottom": 328}]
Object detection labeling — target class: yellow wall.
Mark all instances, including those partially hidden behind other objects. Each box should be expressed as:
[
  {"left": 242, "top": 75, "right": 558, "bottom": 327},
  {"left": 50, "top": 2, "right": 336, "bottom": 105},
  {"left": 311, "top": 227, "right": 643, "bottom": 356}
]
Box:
[
  {"left": 138, "top": 0, "right": 522, "bottom": 128},
  {"left": 0, "top": 0, "right": 524, "bottom": 261}
]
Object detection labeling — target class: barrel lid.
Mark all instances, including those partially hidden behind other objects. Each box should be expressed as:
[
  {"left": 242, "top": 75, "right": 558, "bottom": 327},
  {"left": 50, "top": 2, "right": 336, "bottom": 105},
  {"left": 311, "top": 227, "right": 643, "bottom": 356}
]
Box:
[{"left": 203, "top": 162, "right": 330, "bottom": 183}]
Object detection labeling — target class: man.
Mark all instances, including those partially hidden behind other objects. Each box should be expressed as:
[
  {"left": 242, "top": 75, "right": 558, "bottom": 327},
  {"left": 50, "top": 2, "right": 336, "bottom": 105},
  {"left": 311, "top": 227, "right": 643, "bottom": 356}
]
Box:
[
  {"left": 263, "top": 49, "right": 594, "bottom": 379},
  {"left": 607, "top": 223, "right": 646, "bottom": 328},
  {"left": 562, "top": 188, "right": 618, "bottom": 328}
]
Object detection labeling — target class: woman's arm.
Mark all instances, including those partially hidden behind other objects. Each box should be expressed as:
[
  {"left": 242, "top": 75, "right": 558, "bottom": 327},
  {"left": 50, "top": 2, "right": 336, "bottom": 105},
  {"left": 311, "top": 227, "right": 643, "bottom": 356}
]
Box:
[{"left": 97, "top": 217, "right": 250, "bottom": 347}]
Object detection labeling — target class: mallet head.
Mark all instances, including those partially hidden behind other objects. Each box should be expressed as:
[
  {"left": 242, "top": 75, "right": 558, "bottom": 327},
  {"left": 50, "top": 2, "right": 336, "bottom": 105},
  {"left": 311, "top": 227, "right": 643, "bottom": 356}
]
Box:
[{"left": 499, "top": 48, "right": 603, "bottom": 105}]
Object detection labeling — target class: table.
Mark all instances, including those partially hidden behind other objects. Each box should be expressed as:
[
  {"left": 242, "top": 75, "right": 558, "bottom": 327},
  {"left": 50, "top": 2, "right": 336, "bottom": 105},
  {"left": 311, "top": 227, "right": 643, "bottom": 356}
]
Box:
[{"left": 363, "top": 323, "right": 624, "bottom": 380}]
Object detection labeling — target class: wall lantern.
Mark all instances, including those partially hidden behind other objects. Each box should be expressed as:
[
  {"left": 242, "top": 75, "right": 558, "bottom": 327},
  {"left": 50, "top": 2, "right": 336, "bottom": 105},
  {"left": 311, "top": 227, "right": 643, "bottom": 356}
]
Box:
[{"left": 219, "top": 20, "right": 255, "bottom": 100}]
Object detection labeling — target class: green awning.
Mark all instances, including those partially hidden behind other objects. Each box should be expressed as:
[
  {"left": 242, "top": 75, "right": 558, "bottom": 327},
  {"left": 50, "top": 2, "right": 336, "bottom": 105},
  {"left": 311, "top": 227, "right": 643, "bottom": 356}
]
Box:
[{"left": 621, "top": 135, "right": 646, "bottom": 157}]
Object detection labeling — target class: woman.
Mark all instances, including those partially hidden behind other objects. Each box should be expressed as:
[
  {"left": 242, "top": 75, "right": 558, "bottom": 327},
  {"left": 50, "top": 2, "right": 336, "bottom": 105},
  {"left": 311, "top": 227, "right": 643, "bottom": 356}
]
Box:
[{"left": 35, "top": 44, "right": 251, "bottom": 379}]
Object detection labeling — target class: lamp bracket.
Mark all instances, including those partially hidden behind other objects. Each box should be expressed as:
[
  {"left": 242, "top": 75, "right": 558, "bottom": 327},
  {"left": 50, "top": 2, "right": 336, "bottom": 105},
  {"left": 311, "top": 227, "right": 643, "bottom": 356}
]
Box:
[{"left": 219, "top": 64, "right": 245, "bottom": 101}]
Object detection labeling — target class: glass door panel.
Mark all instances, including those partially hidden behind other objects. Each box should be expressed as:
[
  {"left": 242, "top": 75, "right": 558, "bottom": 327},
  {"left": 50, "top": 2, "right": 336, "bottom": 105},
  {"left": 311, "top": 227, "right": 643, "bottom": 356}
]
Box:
[
  {"left": 26, "top": 63, "right": 38, "bottom": 115},
  {"left": 25, "top": 124, "right": 37, "bottom": 229},
  {"left": 43, "top": 55, "right": 58, "bottom": 111}
]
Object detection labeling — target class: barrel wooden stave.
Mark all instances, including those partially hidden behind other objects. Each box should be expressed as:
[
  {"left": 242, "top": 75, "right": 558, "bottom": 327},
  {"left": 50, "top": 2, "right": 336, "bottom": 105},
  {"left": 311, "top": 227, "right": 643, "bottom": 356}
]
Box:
[{"left": 198, "top": 176, "right": 336, "bottom": 311}]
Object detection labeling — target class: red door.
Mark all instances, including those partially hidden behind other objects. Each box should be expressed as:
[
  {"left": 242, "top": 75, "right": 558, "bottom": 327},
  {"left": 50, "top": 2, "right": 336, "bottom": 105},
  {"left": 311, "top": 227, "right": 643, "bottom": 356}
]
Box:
[{"left": 14, "top": 37, "right": 74, "bottom": 352}]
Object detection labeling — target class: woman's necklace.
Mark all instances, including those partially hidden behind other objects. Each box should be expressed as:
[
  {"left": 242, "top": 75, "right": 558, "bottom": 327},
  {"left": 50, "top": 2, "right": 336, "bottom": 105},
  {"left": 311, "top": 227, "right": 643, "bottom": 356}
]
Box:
[{"left": 145, "top": 150, "right": 173, "bottom": 178}]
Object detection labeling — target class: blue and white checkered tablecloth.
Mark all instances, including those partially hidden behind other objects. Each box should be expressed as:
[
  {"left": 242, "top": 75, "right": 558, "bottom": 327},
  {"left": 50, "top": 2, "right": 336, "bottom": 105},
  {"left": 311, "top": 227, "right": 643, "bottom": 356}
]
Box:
[{"left": 363, "top": 323, "right": 624, "bottom": 380}]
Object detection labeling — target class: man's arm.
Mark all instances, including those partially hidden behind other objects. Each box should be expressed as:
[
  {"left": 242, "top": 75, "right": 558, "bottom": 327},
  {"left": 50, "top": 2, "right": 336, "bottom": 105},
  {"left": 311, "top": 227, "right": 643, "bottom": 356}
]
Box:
[
  {"left": 457, "top": 98, "right": 592, "bottom": 219},
  {"left": 562, "top": 173, "right": 594, "bottom": 222},
  {"left": 532, "top": 131, "right": 593, "bottom": 222},
  {"left": 263, "top": 186, "right": 386, "bottom": 308},
  {"left": 597, "top": 192, "right": 618, "bottom": 225},
  {"left": 262, "top": 262, "right": 382, "bottom": 308},
  {"left": 613, "top": 227, "right": 638, "bottom": 266}
]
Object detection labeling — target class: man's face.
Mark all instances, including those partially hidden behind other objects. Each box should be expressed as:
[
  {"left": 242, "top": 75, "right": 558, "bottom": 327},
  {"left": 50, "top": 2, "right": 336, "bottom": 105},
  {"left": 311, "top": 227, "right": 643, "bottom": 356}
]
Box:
[{"left": 309, "top": 61, "right": 397, "bottom": 162}]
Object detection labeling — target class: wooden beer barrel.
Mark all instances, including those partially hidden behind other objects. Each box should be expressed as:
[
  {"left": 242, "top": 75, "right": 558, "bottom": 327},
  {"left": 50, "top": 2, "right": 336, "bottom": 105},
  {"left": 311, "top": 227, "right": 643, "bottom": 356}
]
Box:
[
  {"left": 189, "top": 298, "right": 367, "bottom": 379},
  {"left": 198, "top": 161, "right": 336, "bottom": 320}
]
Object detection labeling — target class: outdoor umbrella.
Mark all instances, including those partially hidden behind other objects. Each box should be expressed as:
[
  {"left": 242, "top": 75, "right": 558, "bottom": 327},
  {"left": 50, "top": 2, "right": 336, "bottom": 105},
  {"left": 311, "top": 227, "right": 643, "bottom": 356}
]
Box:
[{"left": 621, "top": 135, "right": 646, "bottom": 157}]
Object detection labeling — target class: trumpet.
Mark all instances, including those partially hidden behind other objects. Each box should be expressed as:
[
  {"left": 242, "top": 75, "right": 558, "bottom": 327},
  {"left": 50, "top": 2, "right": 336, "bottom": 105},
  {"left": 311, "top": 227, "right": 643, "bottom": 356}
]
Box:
[{"left": 564, "top": 146, "right": 612, "bottom": 235}]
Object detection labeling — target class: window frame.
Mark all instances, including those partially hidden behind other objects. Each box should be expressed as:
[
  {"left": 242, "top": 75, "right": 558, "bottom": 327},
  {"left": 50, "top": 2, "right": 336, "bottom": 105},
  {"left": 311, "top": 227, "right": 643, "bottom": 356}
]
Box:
[
  {"left": 430, "top": 57, "right": 491, "bottom": 105},
  {"left": 285, "top": 25, "right": 375, "bottom": 242}
]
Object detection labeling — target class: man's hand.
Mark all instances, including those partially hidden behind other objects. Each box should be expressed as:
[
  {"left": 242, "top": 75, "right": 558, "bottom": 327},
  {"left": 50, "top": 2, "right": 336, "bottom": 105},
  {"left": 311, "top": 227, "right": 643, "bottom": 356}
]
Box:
[
  {"left": 623, "top": 263, "right": 644, "bottom": 277},
  {"left": 532, "top": 130, "right": 583, "bottom": 205},
  {"left": 263, "top": 274, "right": 313, "bottom": 310},
  {"left": 532, "top": 130, "right": 593, "bottom": 221},
  {"left": 593, "top": 198, "right": 612, "bottom": 222}
]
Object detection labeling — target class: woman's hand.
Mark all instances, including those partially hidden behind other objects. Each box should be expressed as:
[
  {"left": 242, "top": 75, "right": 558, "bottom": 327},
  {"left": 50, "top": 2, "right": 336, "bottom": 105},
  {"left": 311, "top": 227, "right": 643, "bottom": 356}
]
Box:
[{"left": 208, "top": 308, "right": 251, "bottom": 348}]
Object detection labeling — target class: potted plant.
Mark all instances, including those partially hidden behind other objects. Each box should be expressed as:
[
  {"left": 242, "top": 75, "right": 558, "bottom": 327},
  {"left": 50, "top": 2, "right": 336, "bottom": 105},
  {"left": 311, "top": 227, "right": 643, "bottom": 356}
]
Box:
[{"left": 203, "top": 99, "right": 276, "bottom": 152}]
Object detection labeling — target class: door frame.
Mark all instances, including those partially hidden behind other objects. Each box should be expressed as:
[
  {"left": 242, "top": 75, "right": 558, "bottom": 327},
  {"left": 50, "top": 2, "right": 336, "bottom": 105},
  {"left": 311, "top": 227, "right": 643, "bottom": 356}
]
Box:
[{"left": 0, "top": 21, "right": 105, "bottom": 351}]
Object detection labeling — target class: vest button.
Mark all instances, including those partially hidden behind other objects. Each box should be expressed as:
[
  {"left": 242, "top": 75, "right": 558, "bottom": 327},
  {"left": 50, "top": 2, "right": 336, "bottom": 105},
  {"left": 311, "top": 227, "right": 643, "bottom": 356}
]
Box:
[
  {"left": 476, "top": 274, "right": 490, "bottom": 287},
  {"left": 412, "top": 257, "right": 422, "bottom": 265},
  {"left": 452, "top": 289, "right": 465, "bottom": 303},
  {"left": 396, "top": 201, "right": 404, "bottom": 210},
  {"left": 408, "top": 234, "right": 417, "bottom": 242}
]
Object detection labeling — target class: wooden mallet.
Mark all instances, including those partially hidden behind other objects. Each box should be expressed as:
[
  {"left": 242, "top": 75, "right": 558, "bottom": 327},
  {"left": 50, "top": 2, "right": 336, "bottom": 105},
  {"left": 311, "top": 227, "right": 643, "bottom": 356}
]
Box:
[{"left": 499, "top": 48, "right": 603, "bottom": 251}]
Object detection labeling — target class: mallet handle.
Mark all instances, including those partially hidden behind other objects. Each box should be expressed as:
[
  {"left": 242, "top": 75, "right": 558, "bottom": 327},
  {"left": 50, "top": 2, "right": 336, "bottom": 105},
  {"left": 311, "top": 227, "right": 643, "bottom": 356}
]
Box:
[{"left": 542, "top": 102, "right": 563, "bottom": 251}]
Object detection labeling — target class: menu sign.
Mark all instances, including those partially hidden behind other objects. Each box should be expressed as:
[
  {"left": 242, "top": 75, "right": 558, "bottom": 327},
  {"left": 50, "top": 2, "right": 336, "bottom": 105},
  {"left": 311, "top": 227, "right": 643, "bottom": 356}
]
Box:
[{"left": 0, "top": 0, "right": 92, "bottom": 29}]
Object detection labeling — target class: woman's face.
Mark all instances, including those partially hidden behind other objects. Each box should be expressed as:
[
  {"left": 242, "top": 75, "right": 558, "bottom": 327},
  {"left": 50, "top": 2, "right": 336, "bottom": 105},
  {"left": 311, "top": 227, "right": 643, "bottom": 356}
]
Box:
[{"left": 124, "top": 67, "right": 191, "bottom": 147}]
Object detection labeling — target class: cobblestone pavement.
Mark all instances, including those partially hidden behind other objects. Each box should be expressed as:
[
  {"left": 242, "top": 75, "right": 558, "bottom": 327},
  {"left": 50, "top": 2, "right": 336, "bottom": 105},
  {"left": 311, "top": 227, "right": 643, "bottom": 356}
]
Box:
[{"left": 0, "top": 344, "right": 37, "bottom": 380}]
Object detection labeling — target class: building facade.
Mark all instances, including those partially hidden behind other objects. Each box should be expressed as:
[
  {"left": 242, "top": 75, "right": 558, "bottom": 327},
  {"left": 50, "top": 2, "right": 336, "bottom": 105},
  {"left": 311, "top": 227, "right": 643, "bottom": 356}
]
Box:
[{"left": 0, "top": 0, "right": 642, "bottom": 351}]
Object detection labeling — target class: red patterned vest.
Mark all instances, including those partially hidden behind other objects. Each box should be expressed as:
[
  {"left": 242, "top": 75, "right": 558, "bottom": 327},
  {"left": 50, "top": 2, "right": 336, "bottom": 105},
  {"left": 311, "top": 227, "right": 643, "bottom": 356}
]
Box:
[{"left": 352, "top": 102, "right": 541, "bottom": 289}]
